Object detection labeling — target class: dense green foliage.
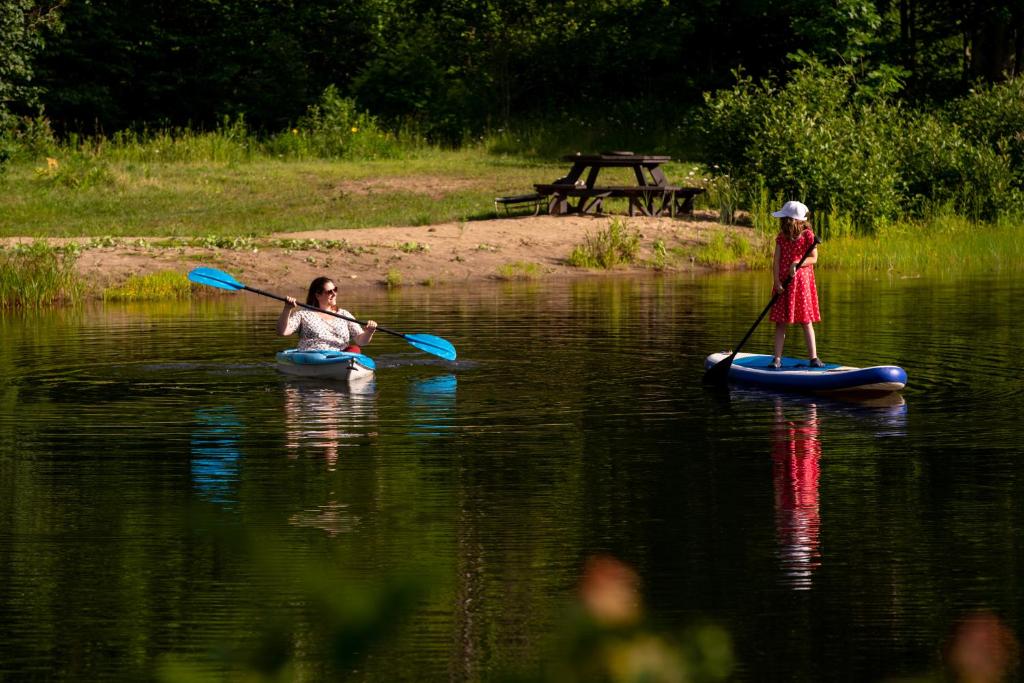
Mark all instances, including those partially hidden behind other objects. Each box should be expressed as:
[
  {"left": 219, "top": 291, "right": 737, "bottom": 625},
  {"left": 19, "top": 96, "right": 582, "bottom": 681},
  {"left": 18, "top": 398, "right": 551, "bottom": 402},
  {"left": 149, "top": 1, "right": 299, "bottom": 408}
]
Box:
[
  {"left": 1, "top": 0, "right": 1019, "bottom": 138},
  {"left": 0, "top": 0, "right": 60, "bottom": 168},
  {"left": 702, "top": 64, "right": 1024, "bottom": 233}
]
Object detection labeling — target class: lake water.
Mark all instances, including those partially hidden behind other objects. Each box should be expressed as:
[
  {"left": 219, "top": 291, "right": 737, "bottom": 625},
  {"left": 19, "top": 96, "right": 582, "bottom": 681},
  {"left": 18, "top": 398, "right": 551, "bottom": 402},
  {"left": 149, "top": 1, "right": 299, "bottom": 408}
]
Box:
[{"left": 1, "top": 271, "right": 1022, "bottom": 681}]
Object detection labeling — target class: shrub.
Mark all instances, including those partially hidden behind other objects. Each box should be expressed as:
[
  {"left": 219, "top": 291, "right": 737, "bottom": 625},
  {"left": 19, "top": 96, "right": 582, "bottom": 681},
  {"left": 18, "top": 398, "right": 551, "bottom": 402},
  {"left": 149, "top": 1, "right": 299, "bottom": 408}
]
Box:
[
  {"left": 275, "top": 85, "right": 401, "bottom": 160},
  {"left": 384, "top": 269, "right": 403, "bottom": 289},
  {"left": 952, "top": 77, "right": 1024, "bottom": 186},
  {"left": 34, "top": 153, "right": 116, "bottom": 190},
  {"left": 895, "top": 109, "right": 1020, "bottom": 222},
  {"left": 701, "top": 63, "right": 1024, "bottom": 230},
  {"left": 496, "top": 261, "right": 542, "bottom": 280},
  {"left": 702, "top": 63, "right": 904, "bottom": 235},
  {"left": 568, "top": 218, "right": 641, "bottom": 269}
]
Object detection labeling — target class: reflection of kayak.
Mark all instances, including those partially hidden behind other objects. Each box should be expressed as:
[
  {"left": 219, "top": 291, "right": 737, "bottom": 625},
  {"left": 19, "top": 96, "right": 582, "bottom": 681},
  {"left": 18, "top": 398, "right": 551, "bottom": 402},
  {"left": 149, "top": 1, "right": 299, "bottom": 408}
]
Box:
[
  {"left": 275, "top": 349, "right": 375, "bottom": 381},
  {"left": 704, "top": 352, "right": 906, "bottom": 396}
]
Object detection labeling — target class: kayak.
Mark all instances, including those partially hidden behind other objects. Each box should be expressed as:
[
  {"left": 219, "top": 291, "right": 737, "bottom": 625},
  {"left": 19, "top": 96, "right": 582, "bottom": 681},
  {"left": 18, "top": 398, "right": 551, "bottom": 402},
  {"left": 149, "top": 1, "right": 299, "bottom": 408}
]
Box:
[
  {"left": 704, "top": 352, "right": 907, "bottom": 396},
  {"left": 275, "top": 349, "right": 376, "bottom": 381}
]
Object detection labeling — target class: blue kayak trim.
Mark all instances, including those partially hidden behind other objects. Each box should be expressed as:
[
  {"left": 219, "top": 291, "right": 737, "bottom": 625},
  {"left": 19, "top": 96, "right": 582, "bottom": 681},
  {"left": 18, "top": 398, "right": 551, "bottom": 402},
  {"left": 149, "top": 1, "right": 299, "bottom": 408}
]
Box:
[
  {"left": 277, "top": 349, "right": 376, "bottom": 370},
  {"left": 705, "top": 352, "right": 906, "bottom": 395}
]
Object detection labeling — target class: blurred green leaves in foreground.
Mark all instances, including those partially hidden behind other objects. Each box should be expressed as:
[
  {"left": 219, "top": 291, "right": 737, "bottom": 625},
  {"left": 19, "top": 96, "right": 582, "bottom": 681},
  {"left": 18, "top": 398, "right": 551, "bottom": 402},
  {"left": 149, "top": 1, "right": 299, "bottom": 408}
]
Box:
[
  {"left": 155, "top": 511, "right": 735, "bottom": 683},
  {"left": 155, "top": 514, "right": 1020, "bottom": 682}
]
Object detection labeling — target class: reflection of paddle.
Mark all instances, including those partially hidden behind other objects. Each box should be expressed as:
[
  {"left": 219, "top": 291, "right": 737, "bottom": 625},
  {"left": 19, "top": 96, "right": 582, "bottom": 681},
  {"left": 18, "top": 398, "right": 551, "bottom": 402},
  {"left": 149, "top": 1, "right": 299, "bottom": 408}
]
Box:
[
  {"left": 188, "top": 267, "right": 457, "bottom": 361},
  {"left": 703, "top": 235, "right": 820, "bottom": 385}
]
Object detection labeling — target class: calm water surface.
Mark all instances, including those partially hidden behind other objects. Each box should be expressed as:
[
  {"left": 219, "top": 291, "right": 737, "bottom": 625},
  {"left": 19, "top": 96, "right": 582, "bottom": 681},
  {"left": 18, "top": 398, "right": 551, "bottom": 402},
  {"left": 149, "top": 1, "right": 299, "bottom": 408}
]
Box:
[{"left": 1, "top": 271, "right": 1023, "bottom": 681}]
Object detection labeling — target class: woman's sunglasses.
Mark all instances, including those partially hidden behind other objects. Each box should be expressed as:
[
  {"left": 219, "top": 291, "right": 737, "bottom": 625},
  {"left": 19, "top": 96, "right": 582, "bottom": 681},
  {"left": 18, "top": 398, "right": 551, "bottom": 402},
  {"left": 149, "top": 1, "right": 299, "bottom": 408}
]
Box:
[{"left": 320, "top": 288, "right": 337, "bottom": 295}]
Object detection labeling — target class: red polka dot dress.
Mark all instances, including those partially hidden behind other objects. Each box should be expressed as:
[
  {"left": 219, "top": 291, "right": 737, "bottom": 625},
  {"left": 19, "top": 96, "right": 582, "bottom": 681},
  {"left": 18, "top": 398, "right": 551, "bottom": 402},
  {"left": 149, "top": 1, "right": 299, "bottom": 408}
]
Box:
[{"left": 770, "top": 229, "right": 820, "bottom": 324}]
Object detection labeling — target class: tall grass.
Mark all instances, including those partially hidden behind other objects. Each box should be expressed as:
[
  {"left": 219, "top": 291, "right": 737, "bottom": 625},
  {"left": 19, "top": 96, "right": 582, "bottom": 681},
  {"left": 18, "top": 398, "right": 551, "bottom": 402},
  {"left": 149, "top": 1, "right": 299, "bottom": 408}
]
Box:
[
  {"left": 822, "top": 218, "right": 1024, "bottom": 274},
  {"left": 568, "top": 218, "right": 641, "bottom": 269},
  {"left": 102, "top": 270, "right": 192, "bottom": 301},
  {"left": 694, "top": 231, "right": 762, "bottom": 267},
  {"left": 0, "top": 243, "right": 85, "bottom": 308}
]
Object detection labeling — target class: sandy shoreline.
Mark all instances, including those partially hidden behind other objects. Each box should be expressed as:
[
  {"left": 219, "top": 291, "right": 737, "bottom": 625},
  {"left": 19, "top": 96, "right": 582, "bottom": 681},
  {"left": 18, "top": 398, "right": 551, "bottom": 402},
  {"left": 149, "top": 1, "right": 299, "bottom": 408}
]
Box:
[{"left": 7, "top": 212, "right": 752, "bottom": 295}]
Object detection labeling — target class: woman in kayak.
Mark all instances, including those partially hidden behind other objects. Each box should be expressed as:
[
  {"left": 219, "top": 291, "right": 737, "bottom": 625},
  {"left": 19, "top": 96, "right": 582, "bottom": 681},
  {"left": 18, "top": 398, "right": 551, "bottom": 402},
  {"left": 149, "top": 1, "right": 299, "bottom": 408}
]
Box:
[
  {"left": 769, "top": 201, "right": 822, "bottom": 369},
  {"left": 277, "top": 276, "right": 377, "bottom": 353}
]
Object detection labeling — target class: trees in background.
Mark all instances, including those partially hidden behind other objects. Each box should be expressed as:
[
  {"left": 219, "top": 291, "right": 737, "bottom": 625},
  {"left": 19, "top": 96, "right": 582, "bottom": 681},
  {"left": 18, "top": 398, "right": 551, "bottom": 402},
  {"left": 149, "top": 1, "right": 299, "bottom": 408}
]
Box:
[
  {"left": 0, "top": 0, "right": 1014, "bottom": 138},
  {"left": 0, "top": 1, "right": 62, "bottom": 123}
]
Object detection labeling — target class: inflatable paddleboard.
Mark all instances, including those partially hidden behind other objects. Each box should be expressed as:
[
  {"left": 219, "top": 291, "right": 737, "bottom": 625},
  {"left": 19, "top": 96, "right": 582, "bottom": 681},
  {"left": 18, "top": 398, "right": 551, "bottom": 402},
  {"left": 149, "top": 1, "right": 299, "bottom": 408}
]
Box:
[{"left": 704, "top": 352, "right": 906, "bottom": 396}]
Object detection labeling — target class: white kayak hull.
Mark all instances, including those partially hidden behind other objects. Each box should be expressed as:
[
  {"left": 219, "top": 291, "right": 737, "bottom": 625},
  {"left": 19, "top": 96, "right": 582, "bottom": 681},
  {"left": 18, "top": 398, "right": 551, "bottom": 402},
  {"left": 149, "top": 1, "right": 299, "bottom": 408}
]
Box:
[{"left": 275, "top": 349, "right": 375, "bottom": 381}]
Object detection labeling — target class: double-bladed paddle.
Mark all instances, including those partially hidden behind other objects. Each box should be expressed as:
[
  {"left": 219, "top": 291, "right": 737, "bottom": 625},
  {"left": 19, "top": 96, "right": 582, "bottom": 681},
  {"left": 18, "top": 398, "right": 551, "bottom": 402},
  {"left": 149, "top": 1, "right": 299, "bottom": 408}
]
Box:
[
  {"left": 188, "top": 267, "right": 457, "bottom": 361},
  {"left": 702, "top": 234, "right": 820, "bottom": 385}
]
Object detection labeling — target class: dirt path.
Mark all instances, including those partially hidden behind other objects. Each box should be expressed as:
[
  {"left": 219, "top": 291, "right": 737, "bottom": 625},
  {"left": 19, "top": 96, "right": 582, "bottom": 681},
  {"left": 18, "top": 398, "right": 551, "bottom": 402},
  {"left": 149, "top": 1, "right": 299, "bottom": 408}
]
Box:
[{"left": 8, "top": 212, "right": 750, "bottom": 296}]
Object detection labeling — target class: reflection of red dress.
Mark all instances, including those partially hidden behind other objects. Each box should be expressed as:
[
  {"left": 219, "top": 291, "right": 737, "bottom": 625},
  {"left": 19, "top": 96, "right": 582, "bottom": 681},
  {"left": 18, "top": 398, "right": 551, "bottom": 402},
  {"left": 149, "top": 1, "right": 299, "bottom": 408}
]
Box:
[
  {"left": 770, "top": 229, "right": 821, "bottom": 324},
  {"left": 772, "top": 405, "right": 822, "bottom": 589}
]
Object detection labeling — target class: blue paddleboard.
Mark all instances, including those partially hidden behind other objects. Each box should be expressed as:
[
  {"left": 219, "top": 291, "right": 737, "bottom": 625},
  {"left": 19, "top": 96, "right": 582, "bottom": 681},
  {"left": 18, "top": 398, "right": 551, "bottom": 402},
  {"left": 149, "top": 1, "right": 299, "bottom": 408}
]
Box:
[{"left": 704, "top": 352, "right": 907, "bottom": 396}]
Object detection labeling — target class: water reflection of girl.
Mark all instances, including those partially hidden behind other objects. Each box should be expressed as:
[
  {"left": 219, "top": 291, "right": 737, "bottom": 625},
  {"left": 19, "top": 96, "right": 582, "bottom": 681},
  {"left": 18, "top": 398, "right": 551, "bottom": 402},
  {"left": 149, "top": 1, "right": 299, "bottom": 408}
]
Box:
[{"left": 772, "top": 399, "right": 822, "bottom": 590}]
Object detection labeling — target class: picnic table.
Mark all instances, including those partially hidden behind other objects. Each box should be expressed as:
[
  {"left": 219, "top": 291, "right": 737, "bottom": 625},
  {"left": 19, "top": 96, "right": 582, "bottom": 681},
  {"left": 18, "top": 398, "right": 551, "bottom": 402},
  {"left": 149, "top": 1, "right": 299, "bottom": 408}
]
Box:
[{"left": 533, "top": 152, "right": 705, "bottom": 217}]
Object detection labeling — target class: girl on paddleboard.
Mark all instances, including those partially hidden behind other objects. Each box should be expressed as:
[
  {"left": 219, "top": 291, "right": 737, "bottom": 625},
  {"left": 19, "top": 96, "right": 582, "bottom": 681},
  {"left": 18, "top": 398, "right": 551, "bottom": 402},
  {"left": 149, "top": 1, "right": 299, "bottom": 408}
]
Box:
[{"left": 769, "top": 201, "right": 822, "bottom": 369}]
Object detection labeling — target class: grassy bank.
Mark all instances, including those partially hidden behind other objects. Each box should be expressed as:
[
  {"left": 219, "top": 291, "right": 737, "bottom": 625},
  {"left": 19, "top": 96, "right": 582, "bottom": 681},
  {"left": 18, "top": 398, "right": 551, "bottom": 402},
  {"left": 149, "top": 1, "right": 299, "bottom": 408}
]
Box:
[
  {"left": 0, "top": 153, "right": 548, "bottom": 237},
  {"left": 0, "top": 137, "right": 1020, "bottom": 309},
  {"left": 0, "top": 144, "right": 708, "bottom": 237}
]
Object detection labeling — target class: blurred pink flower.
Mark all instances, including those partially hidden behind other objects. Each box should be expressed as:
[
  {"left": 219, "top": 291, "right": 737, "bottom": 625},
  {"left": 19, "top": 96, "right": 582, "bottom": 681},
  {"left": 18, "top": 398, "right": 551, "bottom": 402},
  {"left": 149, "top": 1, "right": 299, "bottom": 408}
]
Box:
[{"left": 946, "top": 611, "right": 1019, "bottom": 683}]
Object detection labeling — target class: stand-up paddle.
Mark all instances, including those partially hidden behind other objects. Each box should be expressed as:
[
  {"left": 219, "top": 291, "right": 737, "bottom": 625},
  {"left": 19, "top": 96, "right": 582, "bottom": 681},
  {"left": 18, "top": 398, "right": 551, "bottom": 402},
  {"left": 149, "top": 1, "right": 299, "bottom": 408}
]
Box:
[
  {"left": 188, "top": 267, "right": 457, "bottom": 361},
  {"left": 702, "top": 235, "right": 820, "bottom": 385}
]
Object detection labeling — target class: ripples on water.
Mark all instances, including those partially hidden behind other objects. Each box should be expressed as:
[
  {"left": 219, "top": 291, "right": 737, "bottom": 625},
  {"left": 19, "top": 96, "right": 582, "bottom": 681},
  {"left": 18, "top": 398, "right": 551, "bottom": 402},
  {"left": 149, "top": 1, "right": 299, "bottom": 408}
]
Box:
[{"left": 1, "top": 273, "right": 1023, "bottom": 680}]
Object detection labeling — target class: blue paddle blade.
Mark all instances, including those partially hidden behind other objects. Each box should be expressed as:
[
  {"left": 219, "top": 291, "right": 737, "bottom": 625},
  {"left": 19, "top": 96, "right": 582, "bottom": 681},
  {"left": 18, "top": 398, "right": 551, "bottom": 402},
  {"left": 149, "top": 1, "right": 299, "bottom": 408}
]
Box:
[
  {"left": 188, "top": 267, "right": 244, "bottom": 291},
  {"left": 404, "top": 333, "right": 457, "bottom": 361}
]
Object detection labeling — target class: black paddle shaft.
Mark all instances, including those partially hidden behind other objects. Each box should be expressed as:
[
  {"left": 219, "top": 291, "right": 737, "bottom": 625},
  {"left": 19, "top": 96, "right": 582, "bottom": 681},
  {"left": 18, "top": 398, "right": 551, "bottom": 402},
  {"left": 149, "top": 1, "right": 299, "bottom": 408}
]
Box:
[
  {"left": 703, "top": 235, "right": 821, "bottom": 384},
  {"left": 244, "top": 285, "right": 407, "bottom": 339}
]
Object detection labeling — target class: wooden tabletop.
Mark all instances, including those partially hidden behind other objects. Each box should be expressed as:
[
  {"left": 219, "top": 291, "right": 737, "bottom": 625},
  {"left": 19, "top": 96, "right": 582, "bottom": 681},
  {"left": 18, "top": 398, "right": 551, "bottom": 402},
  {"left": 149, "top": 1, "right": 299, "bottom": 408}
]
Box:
[{"left": 561, "top": 152, "right": 672, "bottom": 164}]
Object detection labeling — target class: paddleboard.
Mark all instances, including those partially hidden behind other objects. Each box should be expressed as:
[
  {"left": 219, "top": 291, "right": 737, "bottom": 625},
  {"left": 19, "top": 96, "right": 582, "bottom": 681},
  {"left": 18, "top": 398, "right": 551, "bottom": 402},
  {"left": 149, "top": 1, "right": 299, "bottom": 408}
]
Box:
[{"left": 704, "top": 352, "right": 907, "bottom": 396}]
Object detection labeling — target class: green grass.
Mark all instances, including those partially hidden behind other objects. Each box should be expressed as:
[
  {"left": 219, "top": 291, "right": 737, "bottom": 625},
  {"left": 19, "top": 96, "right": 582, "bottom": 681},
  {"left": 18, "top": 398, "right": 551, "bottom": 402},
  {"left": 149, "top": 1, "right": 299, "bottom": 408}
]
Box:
[
  {"left": 496, "top": 261, "right": 543, "bottom": 280},
  {"left": 0, "top": 243, "right": 85, "bottom": 308},
  {"left": 686, "top": 215, "right": 1024, "bottom": 273},
  {"left": 102, "top": 270, "right": 193, "bottom": 301},
  {"left": 384, "top": 269, "right": 403, "bottom": 289},
  {"left": 0, "top": 139, "right": 705, "bottom": 238},
  {"left": 822, "top": 218, "right": 1024, "bottom": 274},
  {"left": 568, "top": 218, "right": 642, "bottom": 269},
  {"left": 693, "top": 231, "right": 760, "bottom": 267}
]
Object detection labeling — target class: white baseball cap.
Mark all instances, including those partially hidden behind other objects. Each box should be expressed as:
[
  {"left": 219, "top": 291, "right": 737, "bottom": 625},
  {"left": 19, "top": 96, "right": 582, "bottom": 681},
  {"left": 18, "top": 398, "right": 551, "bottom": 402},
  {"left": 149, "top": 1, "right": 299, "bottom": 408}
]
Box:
[{"left": 772, "top": 200, "right": 810, "bottom": 221}]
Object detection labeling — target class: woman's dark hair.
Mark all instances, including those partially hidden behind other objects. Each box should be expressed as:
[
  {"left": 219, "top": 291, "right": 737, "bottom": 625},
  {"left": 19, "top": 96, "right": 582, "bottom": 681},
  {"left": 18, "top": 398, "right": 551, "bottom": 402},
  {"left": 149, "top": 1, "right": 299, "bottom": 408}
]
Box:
[{"left": 305, "top": 277, "right": 334, "bottom": 307}]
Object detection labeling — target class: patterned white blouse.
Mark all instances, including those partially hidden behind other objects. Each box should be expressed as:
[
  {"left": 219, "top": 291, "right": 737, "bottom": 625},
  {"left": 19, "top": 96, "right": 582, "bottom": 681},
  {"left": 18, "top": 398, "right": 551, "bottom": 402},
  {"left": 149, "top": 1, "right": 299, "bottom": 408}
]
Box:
[{"left": 281, "top": 309, "right": 365, "bottom": 351}]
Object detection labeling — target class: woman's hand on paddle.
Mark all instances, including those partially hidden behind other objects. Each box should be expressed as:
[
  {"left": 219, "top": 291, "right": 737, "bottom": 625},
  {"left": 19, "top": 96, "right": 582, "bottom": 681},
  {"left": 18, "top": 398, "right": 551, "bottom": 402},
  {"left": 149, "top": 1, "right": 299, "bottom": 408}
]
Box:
[
  {"left": 353, "top": 319, "right": 378, "bottom": 347},
  {"left": 277, "top": 296, "right": 299, "bottom": 335}
]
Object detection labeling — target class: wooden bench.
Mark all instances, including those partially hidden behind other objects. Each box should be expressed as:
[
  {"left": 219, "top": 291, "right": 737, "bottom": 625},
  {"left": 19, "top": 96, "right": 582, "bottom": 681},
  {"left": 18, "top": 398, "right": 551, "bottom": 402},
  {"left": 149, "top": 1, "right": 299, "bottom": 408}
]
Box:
[
  {"left": 533, "top": 184, "right": 705, "bottom": 217},
  {"left": 494, "top": 193, "right": 545, "bottom": 216}
]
